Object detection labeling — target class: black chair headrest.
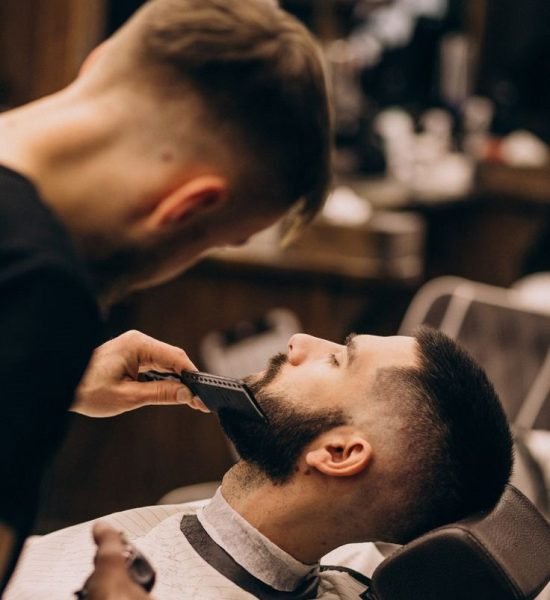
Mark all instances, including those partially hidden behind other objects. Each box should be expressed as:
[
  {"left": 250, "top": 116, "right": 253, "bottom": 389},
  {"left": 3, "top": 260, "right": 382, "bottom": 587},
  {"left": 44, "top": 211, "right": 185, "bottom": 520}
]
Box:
[{"left": 367, "top": 485, "right": 550, "bottom": 600}]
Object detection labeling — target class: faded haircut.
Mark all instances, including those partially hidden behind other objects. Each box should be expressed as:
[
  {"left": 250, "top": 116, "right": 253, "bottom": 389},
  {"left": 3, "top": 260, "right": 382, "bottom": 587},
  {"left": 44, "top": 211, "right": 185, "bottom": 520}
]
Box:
[
  {"left": 373, "top": 327, "right": 514, "bottom": 543},
  {"left": 116, "top": 0, "right": 331, "bottom": 236}
]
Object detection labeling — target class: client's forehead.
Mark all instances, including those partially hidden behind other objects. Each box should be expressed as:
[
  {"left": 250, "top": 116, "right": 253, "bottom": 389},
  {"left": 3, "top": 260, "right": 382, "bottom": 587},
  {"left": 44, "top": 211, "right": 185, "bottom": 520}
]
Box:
[{"left": 350, "top": 334, "right": 419, "bottom": 372}]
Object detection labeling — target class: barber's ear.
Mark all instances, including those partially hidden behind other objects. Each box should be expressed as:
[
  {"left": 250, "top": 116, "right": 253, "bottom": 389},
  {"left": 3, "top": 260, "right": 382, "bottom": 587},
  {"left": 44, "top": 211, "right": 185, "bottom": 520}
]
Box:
[
  {"left": 305, "top": 430, "right": 372, "bottom": 477},
  {"left": 149, "top": 176, "right": 228, "bottom": 228}
]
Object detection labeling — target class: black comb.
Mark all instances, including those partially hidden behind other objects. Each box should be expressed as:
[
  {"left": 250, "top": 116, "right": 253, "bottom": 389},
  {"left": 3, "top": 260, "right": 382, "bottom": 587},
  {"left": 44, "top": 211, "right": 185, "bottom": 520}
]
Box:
[{"left": 138, "top": 370, "right": 267, "bottom": 423}]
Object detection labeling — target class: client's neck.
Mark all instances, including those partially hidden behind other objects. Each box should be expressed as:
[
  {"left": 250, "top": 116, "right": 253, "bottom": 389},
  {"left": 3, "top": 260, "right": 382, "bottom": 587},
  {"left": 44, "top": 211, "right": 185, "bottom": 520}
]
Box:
[{"left": 221, "top": 462, "right": 361, "bottom": 564}]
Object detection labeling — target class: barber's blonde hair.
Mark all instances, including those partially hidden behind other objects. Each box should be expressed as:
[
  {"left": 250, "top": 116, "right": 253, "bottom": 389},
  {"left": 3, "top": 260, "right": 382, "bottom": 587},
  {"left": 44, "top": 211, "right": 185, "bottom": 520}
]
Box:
[{"left": 116, "top": 0, "right": 332, "bottom": 236}]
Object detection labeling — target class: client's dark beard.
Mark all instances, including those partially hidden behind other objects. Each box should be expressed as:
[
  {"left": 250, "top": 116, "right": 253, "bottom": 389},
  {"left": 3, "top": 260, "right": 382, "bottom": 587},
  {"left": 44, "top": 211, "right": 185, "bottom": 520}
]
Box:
[
  {"left": 218, "top": 353, "right": 347, "bottom": 483},
  {"left": 253, "top": 352, "right": 288, "bottom": 389}
]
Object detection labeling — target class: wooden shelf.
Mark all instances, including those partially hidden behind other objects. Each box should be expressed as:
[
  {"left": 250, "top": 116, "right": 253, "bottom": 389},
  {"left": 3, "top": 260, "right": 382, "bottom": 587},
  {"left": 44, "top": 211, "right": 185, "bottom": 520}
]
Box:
[{"left": 476, "top": 163, "right": 550, "bottom": 205}]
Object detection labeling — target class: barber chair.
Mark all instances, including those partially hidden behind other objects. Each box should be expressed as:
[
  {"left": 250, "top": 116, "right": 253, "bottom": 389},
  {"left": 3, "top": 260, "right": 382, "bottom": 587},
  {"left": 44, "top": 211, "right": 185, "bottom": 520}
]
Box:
[{"left": 366, "top": 484, "right": 550, "bottom": 600}]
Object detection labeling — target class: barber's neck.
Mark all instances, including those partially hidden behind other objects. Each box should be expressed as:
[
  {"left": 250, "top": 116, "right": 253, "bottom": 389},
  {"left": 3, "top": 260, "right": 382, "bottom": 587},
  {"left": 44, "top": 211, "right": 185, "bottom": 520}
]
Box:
[
  {"left": 221, "top": 461, "right": 372, "bottom": 564},
  {"left": 0, "top": 81, "right": 172, "bottom": 261}
]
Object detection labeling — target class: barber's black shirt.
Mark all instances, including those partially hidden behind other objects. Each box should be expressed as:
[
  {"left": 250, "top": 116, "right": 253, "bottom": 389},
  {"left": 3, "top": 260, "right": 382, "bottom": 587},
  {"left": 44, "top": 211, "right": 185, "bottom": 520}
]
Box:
[{"left": 0, "top": 166, "right": 100, "bottom": 563}]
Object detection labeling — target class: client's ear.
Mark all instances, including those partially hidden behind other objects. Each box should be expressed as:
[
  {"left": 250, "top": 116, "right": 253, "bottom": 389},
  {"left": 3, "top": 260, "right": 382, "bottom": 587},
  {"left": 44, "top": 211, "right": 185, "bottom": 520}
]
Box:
[
  {"left": 305, "top": 428, "right": 372, "bottom": 477},
  {"left": 149, "top": 176, "right": 228, "bottom": 228}
]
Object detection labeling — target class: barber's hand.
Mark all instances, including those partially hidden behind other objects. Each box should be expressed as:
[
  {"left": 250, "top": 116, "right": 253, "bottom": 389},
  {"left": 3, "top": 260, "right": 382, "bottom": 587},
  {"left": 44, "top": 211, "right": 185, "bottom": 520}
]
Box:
[
  {"left": 79, "top": 522, "right": 152, "bottom": 600},
  {"left": 72, "top": 330, "right": 209, "bottom": 417}
]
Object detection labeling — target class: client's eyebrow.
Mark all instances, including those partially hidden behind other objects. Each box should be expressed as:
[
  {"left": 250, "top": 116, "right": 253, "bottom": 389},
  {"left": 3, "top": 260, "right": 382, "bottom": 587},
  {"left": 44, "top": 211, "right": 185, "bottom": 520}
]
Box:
[{"left": 345, "top": 333, "right": 358, "bottom": 367}]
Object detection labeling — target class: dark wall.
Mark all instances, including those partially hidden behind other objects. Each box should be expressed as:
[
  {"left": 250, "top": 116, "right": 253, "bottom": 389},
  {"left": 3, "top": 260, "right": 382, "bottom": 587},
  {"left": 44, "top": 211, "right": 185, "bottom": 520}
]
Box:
[
  {"left": 107, "top": 0, "right": 147, "bottom": 35},
  {"left": 479, "top": 0, "right": 550, "bottom": 140}
]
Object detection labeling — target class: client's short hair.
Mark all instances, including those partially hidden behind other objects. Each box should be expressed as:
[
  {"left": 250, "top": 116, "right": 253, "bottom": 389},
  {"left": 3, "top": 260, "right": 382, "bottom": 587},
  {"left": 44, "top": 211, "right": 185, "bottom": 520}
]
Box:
[
  {"left": 374, "top": 327, "right": 514, "bottom": 543},
  {"left": 119, "top": 0, "right": 331, "bottom": 236}
]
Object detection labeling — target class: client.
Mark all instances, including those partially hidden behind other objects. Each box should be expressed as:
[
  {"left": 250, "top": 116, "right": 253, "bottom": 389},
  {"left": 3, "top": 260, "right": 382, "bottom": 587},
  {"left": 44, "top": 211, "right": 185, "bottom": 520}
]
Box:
[{"left": 5, "top": 328, "right": 513, "bottom": 599}]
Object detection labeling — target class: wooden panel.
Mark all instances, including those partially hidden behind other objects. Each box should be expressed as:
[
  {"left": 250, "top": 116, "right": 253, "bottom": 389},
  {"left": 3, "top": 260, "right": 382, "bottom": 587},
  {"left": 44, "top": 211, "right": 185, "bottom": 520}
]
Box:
[
  {"left": 0, "top": 0, "right": 106, "bottom": 105},
  {"left": 126, "top": 261, "right": 392, "bottom": 359},
  {"left": 422, "top": 200, "right": 550, "bottom": 287},
  {"left": 37, "top": 406, "right": 234, "bottom": 532}
]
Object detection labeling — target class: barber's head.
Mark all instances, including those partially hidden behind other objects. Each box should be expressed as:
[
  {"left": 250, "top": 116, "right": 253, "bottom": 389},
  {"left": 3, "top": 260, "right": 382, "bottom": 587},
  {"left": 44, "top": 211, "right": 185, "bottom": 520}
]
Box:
[
  {"left": 220, "top": 327, "right": 513, "bottom": 544},
  {"left": 76, "top": 0, "right": 330, "bottom": 301}
]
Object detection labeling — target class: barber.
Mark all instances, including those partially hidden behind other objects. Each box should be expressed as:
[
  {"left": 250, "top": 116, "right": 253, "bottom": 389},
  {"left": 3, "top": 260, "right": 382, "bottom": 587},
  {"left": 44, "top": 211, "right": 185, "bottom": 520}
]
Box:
[{"left": 0, "top": 0, "right": 330, "bottom": 595}]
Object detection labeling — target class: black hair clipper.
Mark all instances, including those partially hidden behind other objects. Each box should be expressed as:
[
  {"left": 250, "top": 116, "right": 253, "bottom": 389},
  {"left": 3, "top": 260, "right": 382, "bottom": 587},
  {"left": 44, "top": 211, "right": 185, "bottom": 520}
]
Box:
[{"left": 138, "top": 370, "right": 268, "bottom": 424}]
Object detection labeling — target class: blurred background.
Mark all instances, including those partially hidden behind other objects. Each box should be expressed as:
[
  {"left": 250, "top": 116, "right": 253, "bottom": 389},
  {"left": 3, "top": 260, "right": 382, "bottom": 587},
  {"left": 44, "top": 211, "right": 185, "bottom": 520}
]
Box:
[{"left": 2, "top": 0, "right": 550, "bottom": 532}]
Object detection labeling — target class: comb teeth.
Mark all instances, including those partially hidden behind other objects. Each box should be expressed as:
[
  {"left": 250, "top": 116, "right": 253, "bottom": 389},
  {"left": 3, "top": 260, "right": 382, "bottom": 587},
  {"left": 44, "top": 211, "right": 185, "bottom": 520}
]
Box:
[
  {"left": 183, "top": 372, "right": 244, "bottom": 389},
  {"left": 180, "top": 371, "right": 268, "bottom": 424}
]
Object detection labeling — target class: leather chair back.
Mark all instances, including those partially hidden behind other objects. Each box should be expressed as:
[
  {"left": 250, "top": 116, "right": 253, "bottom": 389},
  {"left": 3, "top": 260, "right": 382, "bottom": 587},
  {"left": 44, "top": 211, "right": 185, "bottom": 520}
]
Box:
[{"left": 367, "top": 485, "right": 550, "bottom": 600}]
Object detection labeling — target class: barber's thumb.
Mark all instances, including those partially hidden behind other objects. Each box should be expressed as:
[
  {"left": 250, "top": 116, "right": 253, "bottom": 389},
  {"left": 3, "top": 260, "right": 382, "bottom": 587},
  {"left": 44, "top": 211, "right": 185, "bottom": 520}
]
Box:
[
  {"left": 127, "top": 379, "right": 209, "bottom": 412},
  {"left": 177, "top": 387, "right": 209, "bottom": 413},
  {"left": 145, "top": 380, "right": 209, "bottom": 412}
]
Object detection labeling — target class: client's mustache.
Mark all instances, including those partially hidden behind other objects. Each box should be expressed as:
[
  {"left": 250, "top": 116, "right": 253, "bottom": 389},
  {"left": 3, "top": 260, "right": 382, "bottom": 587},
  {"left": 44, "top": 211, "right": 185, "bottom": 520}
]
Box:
[{"left": 245, "top": 352, "right": 288, "bottom": 393}]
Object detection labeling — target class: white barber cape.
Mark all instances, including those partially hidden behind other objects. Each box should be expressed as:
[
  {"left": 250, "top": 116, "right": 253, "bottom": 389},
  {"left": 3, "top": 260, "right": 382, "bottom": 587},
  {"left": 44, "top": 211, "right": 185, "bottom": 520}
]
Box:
[{"left": 5, "top": 490, "right": 385, "bottom": 599}]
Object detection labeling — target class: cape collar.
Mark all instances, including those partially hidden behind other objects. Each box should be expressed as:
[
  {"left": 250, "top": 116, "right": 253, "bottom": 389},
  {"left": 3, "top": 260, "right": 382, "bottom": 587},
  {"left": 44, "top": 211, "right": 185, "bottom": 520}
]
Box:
[{"left": 181, "top": 488, "right": 320, "bottom": 598}]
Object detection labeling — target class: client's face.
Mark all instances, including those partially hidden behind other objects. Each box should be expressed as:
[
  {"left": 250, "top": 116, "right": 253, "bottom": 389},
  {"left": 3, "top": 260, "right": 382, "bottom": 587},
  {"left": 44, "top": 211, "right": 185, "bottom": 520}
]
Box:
[{"left": 218, "top": 333, "right": 418, "bottom": 482}]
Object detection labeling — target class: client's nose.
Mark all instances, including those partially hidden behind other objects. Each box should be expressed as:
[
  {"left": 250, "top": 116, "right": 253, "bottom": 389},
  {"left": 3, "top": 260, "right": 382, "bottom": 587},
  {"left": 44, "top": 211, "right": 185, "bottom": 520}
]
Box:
[
  {"left": 288, "top": 333, "right": 312, "bottom": 365},
  {"left": 287, "top": 333, "right": 335, "bottom": 365}
]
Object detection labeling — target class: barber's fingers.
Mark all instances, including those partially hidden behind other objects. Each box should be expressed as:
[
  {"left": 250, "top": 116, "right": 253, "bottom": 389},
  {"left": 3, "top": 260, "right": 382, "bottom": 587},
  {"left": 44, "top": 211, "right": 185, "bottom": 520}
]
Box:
[
  {"left": 121, "top": 330, "right": 198, "bottom": 374},
  {"left": 85, "top": 522, "right": 149, "bottom": 599},
  {"left": 120, "top": 380, "right": 209, "bottom": 412},
  {"left": 92, "top": 522, "right": 127, "bottom": 567}
]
